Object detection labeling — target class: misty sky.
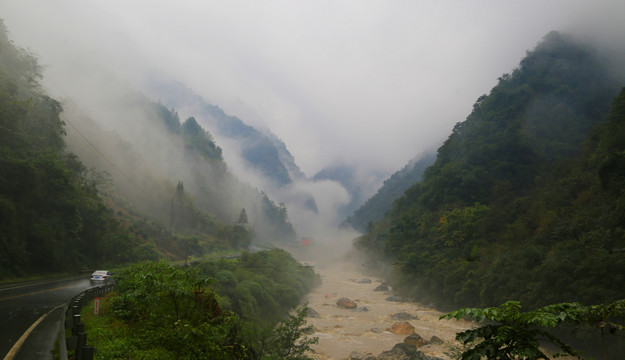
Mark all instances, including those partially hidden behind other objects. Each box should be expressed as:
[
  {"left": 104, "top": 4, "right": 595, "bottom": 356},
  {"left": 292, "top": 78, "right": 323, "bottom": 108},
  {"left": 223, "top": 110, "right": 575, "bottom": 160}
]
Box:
[{"left": 1, "top": 1, "right": 624, "bottom": 178}]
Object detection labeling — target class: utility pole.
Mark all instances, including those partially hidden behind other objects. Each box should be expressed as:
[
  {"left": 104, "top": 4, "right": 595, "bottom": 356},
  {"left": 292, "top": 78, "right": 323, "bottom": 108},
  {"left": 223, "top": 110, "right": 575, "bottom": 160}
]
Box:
[{"left": 170, "top": 195, "right": 175, "bottom": 242}]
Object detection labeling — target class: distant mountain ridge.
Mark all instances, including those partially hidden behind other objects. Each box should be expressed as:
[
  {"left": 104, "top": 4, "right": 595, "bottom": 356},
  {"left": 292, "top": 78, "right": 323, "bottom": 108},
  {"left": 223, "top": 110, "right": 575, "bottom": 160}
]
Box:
[
  {"left": 145, "top": 76, "right": 304, "bottom": 187},
  {"left": 63, "top": 94, "right": 298, "bottom": 244},
  {"left": 341, "top": 152, "right": 436, "bottom": 232},
  {"left": 145, "top": 76, "right": 391, "bottom": 224}
]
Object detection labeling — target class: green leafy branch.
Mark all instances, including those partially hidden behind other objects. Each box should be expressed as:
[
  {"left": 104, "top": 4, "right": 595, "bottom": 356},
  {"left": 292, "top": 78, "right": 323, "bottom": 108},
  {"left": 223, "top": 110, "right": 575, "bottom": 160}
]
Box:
[{"left": 441, "top": 300, "right": 625, "bottom": 360}]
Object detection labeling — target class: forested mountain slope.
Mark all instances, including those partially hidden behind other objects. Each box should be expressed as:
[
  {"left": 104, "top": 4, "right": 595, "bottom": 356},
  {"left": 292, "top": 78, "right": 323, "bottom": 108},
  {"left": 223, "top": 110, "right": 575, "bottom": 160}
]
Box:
[
  {"left": 64, "top": 95, "right": 297, "bottom": 249},
  {"left": 341, "top": 152, "right": 435, "bottom": 233},
  {"left": 146, "top": 77, "right": 304, "bottom": 187},
  {"left": 0, "top": 21, "right": 296, "bottom": 278},
  {"left": 356, "top": 31, "right": 625, "bottom": 310},
  {"left": 0, "top": 21, "right": 133, "bottom": 276}
]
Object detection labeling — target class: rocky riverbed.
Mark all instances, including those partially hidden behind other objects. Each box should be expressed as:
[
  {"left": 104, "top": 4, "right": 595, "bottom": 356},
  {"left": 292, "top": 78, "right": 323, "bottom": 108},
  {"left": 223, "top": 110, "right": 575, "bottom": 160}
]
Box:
[{"left": 302, "top": 261, "right": 474, "bottom": 360}]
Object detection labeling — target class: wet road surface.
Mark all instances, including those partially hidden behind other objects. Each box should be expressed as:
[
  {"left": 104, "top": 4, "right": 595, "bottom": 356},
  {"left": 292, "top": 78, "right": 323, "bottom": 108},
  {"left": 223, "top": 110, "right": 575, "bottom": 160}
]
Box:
[{"left": 0, "top": 276, "right": 93, "bottom": 359}]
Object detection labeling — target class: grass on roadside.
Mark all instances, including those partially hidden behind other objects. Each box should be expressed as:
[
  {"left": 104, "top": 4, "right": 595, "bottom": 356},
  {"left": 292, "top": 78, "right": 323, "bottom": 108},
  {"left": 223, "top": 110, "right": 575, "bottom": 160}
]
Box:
[{"left": 80, "top": 293, "right": 148, "bottom": 360}]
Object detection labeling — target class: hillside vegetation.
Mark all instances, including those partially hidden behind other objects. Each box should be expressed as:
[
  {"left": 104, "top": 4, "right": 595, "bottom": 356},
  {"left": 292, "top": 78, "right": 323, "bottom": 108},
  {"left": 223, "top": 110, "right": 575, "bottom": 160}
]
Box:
[
  {"left": 0, "top": 21, "right": 134, "bottom": 275},
  {"left": 356, "top": 31, "right": 625, "bottom": 311},
  {"left": 342, "top": 152, "right": 436, "bottom": 232},
  {"left": 146, "top": 77, "right": 305, "bottom": 187},
  {"left": 82, "top": 250, "right": 320, "bottom": 359},
  {"left": 0, "top": 20, "right": 295, "bottom": 278}
]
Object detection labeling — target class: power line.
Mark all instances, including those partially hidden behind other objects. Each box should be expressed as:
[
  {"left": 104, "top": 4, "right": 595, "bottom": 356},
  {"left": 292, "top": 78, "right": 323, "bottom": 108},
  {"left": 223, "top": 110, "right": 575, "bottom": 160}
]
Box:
[
  {"left": 45, "top": 76, "right": 149, "bottom": 196},
  {"left": 61, "top": 113, "right": 148, "bottom": 196}
]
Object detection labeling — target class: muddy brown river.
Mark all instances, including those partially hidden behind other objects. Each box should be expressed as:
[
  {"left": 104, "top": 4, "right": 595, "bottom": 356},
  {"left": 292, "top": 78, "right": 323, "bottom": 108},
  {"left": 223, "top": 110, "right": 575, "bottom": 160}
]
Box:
[{"left": 302, "top": 260, "right": 473, "bottom": 359}]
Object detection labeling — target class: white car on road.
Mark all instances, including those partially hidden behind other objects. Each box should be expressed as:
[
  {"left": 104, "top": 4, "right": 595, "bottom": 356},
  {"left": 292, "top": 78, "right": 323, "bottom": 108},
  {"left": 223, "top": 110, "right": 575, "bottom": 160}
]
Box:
[{"left": 90, "top": 270, "right": 113, "bottom": 283}]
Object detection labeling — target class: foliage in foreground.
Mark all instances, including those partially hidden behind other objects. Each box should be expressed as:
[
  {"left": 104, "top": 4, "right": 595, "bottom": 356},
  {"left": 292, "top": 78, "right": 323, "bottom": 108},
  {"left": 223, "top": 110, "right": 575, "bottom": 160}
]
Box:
[
  {"left": 442, "top": 300, "right": 625, "bottom": 360},
  {"left": 259, "top": 305, "right": 319, "bottom": 360},
  {"left": 82, "top": 252, "right": 319, "bottom": 359}
]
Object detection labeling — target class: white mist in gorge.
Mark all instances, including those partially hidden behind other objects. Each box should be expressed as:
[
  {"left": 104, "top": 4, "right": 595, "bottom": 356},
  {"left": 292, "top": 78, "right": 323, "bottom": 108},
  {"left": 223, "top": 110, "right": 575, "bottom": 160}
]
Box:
[{"left": 1, "top": 0, "right": 624, "bottom": 243}]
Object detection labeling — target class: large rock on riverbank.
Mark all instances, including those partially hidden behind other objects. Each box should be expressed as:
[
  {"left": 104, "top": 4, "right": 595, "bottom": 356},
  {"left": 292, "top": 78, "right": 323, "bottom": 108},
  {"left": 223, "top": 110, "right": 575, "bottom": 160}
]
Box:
[
  {"left": 306, "top": 307, "right": 321, "bottom": 318},
  {"left": 391, "top": 312, "right": 418, "bottom": 321},
  {"left": 377, "top": 343, "right": 443, "bottom": 360},
  {"left": 374, "top": 282, "right": 389, "bottom": 291},
  {"left": 337, "top": 297, "right": 358, "bottom": 309},
  {"left": 350, "top": 351, "right": 377, "bottom": 360},
  {"left": 386, "top": 321, "right": 415, "bottom": 335},
  {"left": 351, "top": 343, "right": 443, "bottom": 360},
  {"left": 403, "top": 333, "right": 427, "bottom": 348}
]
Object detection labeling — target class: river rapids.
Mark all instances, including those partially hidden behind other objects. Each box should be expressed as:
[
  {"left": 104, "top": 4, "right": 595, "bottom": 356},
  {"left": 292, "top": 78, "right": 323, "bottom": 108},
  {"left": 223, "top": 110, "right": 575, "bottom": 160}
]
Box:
[{"left": 302, "top": 260, "right": 473, "bottom": 359}]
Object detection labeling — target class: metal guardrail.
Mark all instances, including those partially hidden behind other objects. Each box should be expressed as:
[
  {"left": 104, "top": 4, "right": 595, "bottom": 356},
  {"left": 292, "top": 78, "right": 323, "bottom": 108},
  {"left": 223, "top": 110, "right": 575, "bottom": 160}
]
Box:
[{"left": 57, "top": 283, "right": 115, "bottom": 360}]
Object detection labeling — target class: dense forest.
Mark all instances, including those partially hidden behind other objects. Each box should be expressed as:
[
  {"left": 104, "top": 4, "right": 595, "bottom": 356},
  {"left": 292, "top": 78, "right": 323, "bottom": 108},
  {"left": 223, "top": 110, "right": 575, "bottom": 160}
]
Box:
[
  {"left": 0, "top": 20, "right": 134, "bottom": 276},
  {"left": 356, "top": 31, "right": 625, "bottom": 312},
  {"left": 342, "top": 152, "right": 436, "bottom": 232},
  {"left": 0, "top": 20, "right": 296, "bottom": 279}
]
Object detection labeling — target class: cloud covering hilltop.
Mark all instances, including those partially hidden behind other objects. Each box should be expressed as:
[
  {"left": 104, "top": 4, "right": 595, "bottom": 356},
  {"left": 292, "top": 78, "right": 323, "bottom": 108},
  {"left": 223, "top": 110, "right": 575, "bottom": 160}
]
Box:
[{"left": 2, "top": 1, "right": 624, "bottom": 179}]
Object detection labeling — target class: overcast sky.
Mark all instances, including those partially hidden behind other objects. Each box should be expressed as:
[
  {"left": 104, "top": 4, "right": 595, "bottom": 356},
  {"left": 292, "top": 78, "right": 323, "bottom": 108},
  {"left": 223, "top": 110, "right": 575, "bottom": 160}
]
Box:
[{"left": 1, "top": 1, "right": 624, "bottom": 178}]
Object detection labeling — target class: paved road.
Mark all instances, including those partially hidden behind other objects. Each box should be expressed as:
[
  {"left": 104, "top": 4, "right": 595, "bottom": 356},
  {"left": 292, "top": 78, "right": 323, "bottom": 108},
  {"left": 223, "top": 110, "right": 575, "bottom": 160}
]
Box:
[{"left": 0, "top": 276, "right": 93, "bottom": 359}]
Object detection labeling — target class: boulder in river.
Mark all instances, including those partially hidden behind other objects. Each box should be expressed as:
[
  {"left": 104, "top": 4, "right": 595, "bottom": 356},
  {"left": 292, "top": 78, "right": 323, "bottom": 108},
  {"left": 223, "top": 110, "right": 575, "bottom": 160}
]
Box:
[
  {"left": 404, "top": 333, "right": 427, "bottom": 348},
  {"left": 428, "top": 336, "right": 444, "bottom": 345},
  {"left": 358, "top": 278, "right": 372, "bottom": 284},
  {"left": 306, "top": 307, "right": 321, "bottom": 318},
  {"left": 337, "top": 297, "right": 358, "bottom": 309},
  {"left": 374, "top": 282, "right": 389, "bottom": 291},
  {"left": 350, "top": 351, "right": 377, "bottom": 360},
  {"left": 377, "top": 343, "right": 437, "bottom": 360},
  {"left": 391, "top": 312, "right": 418, "bottom": 321},
  {"left": 386, "top": 321, "right": 415, "bottom": 335},
  {"left": 385, "top": 295, "right": 409, "bottom": 302}
]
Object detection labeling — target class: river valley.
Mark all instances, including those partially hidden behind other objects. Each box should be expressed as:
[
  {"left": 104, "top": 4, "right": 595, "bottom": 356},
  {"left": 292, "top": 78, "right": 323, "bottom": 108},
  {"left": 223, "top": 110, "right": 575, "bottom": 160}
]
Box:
[{"left": 302, "top": 259, "right": 473, "bottom": 359}]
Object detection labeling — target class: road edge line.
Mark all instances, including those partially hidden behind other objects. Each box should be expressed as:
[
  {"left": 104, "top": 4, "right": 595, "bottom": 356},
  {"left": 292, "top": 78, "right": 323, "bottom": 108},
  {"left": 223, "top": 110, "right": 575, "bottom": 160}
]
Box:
[{"left": 3, "top": 304, "right": 64, "bottom": 360}]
